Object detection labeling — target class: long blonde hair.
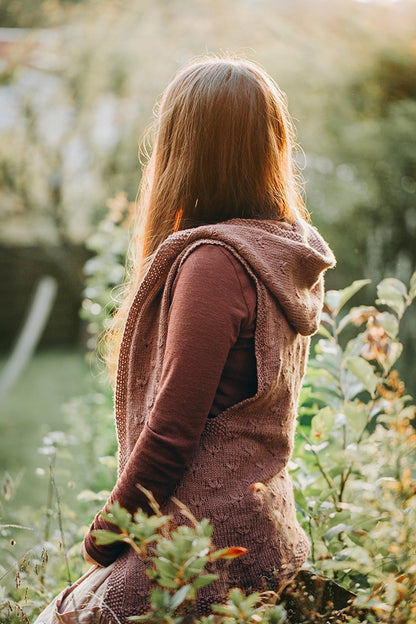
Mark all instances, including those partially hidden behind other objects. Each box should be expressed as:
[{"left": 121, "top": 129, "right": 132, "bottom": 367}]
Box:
[{"left": 107, "top": 55, "right": 308, "bottom": 376}]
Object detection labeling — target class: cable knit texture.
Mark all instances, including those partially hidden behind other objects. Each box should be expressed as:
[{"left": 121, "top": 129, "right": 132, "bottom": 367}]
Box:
[{"left": 94, "top": 218, "right": 335, "bottom": 623}]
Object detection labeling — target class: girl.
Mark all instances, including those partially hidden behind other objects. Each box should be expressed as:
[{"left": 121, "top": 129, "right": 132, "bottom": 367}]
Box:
[{"left": 36, "top": 55, "right": 335, "bottom": 624}]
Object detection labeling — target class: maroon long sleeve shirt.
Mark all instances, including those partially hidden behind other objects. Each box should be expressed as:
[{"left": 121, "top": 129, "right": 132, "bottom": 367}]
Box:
[{"left": 84, "top": 244, "right": 257, "bottom": 564}]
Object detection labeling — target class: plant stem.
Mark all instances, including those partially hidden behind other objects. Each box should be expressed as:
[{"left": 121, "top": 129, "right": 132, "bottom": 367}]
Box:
[
  {"left": 49, "top": 457, "right": 72, "bottom": 586},
  {"left": 300, "top": 431, "right": 334, "bottom": 491}
]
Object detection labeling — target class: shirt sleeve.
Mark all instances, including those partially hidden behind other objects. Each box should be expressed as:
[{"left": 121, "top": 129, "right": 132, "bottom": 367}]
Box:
[{"left": 83, "top": 244, "right": 254, "bottom": 566}]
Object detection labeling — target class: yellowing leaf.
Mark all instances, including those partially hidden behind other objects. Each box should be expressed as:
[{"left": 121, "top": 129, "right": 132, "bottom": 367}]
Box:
[{"left": 212, "top": 546, "right": 248, "bottom": 560}]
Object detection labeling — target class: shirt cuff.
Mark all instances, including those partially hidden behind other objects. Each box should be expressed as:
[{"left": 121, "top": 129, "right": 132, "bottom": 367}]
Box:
[{"left": 82, "top": 509, "right": 126, "bottom": 567}]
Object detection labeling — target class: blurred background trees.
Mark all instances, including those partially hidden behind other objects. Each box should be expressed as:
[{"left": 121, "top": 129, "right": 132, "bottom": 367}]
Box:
[{"left": 1, "top": 0, "right": 414, "bottom": 383}]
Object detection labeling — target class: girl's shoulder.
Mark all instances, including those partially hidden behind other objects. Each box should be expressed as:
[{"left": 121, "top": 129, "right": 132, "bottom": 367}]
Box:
[{"left": 173, "top": 243, "right": 256, "bottom": 321}]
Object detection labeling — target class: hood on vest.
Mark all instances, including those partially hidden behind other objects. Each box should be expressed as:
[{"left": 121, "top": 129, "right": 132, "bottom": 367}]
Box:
[{"left": 178, "top": 218, "right": 336, "bottom": 336}]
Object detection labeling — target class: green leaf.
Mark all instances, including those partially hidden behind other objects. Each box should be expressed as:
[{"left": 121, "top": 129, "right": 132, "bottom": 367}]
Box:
[
  {"left": 316, "top": 324, "right": 333, "bottom": 339},
  {"left": 325, "top": 289, "right": 342, "bottom": 313},
  {"left": 343, "top": 401, "right": 368, "bottom": 440},
  {"left": 325, "top": 280, "right": 371, "bottom": 316},
  {"left": 345, "top": 357, "right": 378, "bottom": 396},
  {"left": 170, "top": 584, "right": 191, "bottom": 610},
  {"left": 228, "top": 587, "right": 246, "bottom": 608},
  {"left": 149, "top": 587, "right": 173, "bottom": 609},
  {"left": 409, "top": 270, "right": 416, "bottom": 302},
  {"left": 152, "top": 556, "right": 177, "bottom": 578},
  {"left": 264, "top": 605, "right": 288, "bottom": 623},
  {"left": 194, "top": 518, "right": 214, "bottom": 538},
  {"left": 336, "top": 280, "right": 372, "bottom": 314},
  {"left": 90, "top": 529, "right": 125, "bottom": 545},
  {"left": 376, "top": 312, "right": 399, "bottom": 339},
  {"left": 227, "top": 588, "right": 260, "bottom": 610},
  {"left": 184, "top": 563, "right": 208, "bottom": 580},
  {"left": 298, "top": 385, "right": 312, "bottom": 407},
  {"left": 311, "top": 407, "right": 335, "bottom": 441},
  {"left": 323, "top": 523, "right": 352, "bottom": 541},
  {"left": 294, "top": 488, "right": 309, "bottom": 514},
  {"left": 328, "top": 462, "right": 349, "bottom": 478},
  {"left": 192, "top": 573, "right": 219, "bottom": 588},
  {"left": 376, "top": 278, "right": 407, "bottom": 317},
  {"left": 101, "top": 501, "right": 132, "bottom": 532},
  {"left": 155, "top": 575, "right": 179, "bottom": 589},
  {"left": 146, "top": 514, "right": 172, "bottom": 530}
]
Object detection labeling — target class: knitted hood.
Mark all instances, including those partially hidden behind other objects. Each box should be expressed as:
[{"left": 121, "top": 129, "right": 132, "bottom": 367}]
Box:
[{"left": 169, "top": 218, "right": 336, "bottom": 336}]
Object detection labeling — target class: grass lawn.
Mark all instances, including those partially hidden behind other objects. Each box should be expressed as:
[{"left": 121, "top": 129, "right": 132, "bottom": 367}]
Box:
[
  {"left": 0, "top": 348, "right": 93, "bottom": 509},
  {"left": 0, "top": 347, "right": 119, "bottom": 594}
]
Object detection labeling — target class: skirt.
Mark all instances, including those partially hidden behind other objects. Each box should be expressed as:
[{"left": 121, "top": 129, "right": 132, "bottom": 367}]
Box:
[{"left": 33, "top": 564, "right": 115, "bottom": 624}]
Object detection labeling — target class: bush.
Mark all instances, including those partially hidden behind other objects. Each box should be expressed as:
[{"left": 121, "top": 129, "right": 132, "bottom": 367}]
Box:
[{"left": 293, "top": 273, "right": 416, "bottom": 621}]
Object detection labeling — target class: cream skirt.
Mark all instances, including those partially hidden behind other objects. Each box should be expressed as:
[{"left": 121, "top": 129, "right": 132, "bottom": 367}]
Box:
[{"left": 33, "top": 564, "right": 115, "bottom": 624}]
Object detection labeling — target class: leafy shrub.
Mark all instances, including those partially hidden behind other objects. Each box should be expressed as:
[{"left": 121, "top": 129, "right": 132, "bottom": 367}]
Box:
[
  {"left": 92, "top": 496, "right": 257, "bottom": 624},
  {"left": 293, "top": 273, "right": 416, "bottom": 621}
]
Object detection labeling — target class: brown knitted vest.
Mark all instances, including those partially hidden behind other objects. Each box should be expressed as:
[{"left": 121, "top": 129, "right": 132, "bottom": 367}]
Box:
[{"left": 102, "top": 218, "right": 335, "bottom": 623}]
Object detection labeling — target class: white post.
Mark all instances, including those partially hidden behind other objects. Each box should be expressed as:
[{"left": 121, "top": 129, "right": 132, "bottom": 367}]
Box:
[{"left": 0, "top": 276, "right": 58, "bottom": 403}]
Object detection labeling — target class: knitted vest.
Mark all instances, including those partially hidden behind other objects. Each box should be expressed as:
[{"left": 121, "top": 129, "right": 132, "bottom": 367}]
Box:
[{"left": 103, "top": 218, "right": 335, "bottom": 622}]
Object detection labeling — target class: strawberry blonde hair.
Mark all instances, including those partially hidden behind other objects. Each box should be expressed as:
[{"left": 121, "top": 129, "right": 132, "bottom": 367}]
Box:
[{"left": 106, "top": 55, "right": 308, "bottom": 376}]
